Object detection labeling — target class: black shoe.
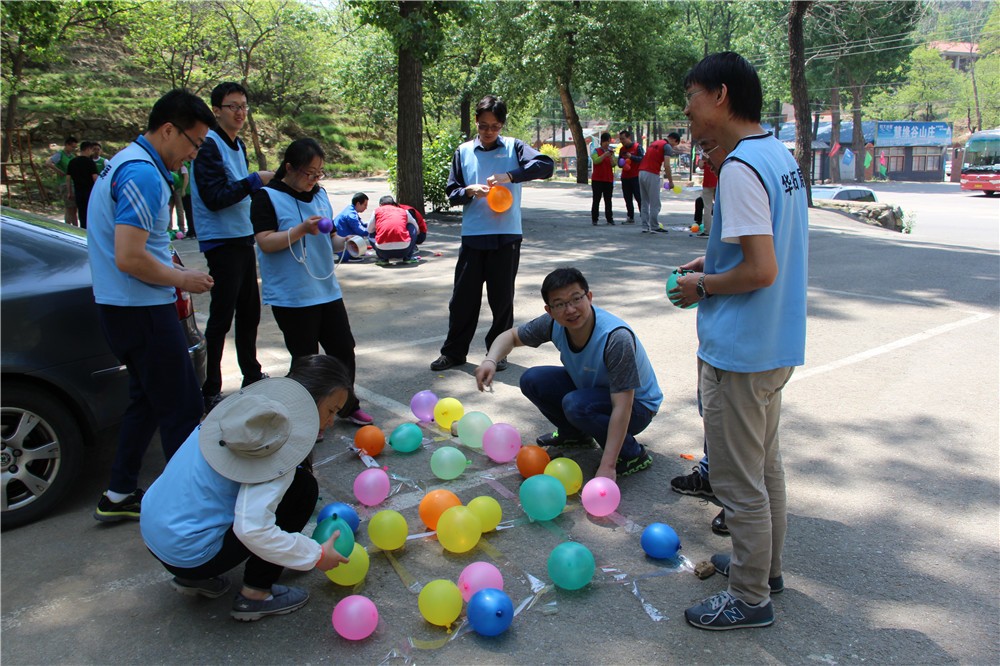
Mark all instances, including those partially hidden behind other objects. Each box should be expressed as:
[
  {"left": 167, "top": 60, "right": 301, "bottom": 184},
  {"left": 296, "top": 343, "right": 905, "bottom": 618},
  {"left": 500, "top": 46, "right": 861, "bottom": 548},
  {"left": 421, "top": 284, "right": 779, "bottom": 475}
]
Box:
[
  {"left": 204, "top": 393, "right": 224, "bottom": 414},
  {"left": 231, "top": 585, "right": 309, "bottom": 622},
  {"left": 615, "top": 444, "right": 652, "bottom": 477},
  {"left": 592, "top": 220, "right": 599, "bottom": 226},
  {"left": 710, "top": 553, "right": 783, "bottom": 593},
  {"left": 536, "top": 430, "right": 597, "bottom": 449},
  {"left": 241, "top": 371, "right": 269, "bottom": 388},
  {"left": 711, "top": 508, "right": 730, "bottom": 536},
  {"left": 495, "top": 357, "right": 508, "bottom": 372},
  {"left": 607, "top": 219, "right": 616, "bottom": 225},
  {"left": 430, "top": 354, "right": 465, "bottom": 371},
  {"left": 170, "top": 576, "right": 231, "bottom": 599},
  {"left": 624, "top": 217, "right": 636, "bottom": 225},
  {"left": 94, "top": 489, "right": 144, "bottom": 522},
  {"left": 652, "top": 225, "right": 669, "bottom": 233},
  {"left": 670, "top": 467, "right": 714, "bottom": 497}
]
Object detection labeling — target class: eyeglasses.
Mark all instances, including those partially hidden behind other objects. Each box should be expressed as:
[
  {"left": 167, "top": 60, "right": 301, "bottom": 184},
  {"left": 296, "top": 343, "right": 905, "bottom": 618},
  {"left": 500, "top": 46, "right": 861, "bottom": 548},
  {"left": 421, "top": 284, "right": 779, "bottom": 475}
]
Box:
[
  {"left": 549, "top": 293, "right": 587, "bottom": 313},
  {"left": 299, "top": 168, "right": 326, "bottom": 180},
  {"left": 173, "top": 124, "right": 204, "bottom": 152},
  {"left": 477, "top": 122, "right": 504, "bottom": 133},
  {"left": 684, "top": 89, "right": 707, "bottom": 103},
  {"left": 220, "top": 104, "right": 250, "bottom": 113}
]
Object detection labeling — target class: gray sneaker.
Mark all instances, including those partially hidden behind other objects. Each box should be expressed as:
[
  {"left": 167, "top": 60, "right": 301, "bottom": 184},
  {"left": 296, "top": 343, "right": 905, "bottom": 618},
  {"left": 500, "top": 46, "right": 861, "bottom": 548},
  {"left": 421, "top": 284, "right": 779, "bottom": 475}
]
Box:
[
  {"left": 685, "top": 590, "right": 774, "bottom": 631},
  {"left": 709, "top": 553, "right": 783, "bottom": 593},
  {"left": 170, "top": 576, "right": 231, "bottom": 599},
  {"left": 231, "top": 585, "right": 309, "bottom": 622}
]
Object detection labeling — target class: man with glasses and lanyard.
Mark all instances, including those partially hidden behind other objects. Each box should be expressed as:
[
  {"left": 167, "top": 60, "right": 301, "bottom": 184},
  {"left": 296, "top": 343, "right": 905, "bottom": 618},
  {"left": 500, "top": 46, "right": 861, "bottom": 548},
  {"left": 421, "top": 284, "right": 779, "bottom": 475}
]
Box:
[
  {"left": 191, "top": 82, "right": 274, "bottom": 413},
  {"left": 431, "top": 95, "right": 554, "bottom": 373},
  {"left": 474, "top": 267, "right": 660, "bottom": 480},
  {"left": 88, "top": 89, "right": 216, "bottom": 522}
]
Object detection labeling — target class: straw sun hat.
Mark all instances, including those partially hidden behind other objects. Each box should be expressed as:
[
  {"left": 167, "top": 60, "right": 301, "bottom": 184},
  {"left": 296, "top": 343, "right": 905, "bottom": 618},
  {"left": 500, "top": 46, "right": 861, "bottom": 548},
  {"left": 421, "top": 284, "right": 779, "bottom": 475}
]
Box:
[{"left": 199, "top": 377, "right": 319, "bottom": 483}]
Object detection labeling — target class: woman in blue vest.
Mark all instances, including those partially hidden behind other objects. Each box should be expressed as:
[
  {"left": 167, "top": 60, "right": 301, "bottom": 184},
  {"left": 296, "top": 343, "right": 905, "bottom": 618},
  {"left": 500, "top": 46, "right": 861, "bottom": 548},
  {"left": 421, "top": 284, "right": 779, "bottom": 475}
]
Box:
[{"left": 250, "top": 138, "right": 373, "bottom": 432}]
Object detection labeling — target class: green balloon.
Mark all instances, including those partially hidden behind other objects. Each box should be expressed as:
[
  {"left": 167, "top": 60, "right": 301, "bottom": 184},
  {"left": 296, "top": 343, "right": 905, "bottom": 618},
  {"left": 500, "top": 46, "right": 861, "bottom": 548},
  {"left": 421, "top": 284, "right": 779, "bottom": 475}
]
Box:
[
  {"left": 519, "top": 474, "right": 567, "bottom": 521},
  {"left": 430, "top": 446, "right": 469, "bottom": 480},
  {"left": 456, "top": 411, "right": 492, "bottom": 449},
  {"left": 547, "top": 541, "right": 596, "bottom": 590},
  {"left": 313, "top": 516, "right": 355, "bottom": 558},
  {"left": 390, "top": 423, "right": 424, "bottom": 453}
]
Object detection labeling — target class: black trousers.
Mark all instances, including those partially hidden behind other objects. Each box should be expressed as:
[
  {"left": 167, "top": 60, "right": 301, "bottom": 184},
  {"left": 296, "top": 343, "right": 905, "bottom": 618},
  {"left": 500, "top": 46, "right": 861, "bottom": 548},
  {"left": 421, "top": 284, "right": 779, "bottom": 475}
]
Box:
[
  {"left": 155, "top": 468, "right": 318, "bottom": 591},
  {"left": 98, "top": 304, "right": 203, "bottom": 493},
  {"left": 621, "top": 177, "right": 642, "bottom": 220},
  {"left": 182, "top": 195, "right": 195, "bottom": 236},
  {"left": 591, "top": 181, "right": 614, "bottom": 223},
  {"left": 271, "top": 299, "right": 360, "bottom": 416},
  {"left": 440, "top": 240, "right": 521, "bottom": 361},
  {"left": 202, "top": 243, "right": 262, "bottom": 397}
]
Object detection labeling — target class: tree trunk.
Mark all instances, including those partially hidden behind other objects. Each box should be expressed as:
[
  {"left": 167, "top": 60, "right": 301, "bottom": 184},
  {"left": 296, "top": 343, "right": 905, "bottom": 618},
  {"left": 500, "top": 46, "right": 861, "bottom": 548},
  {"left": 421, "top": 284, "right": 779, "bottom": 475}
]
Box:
[
  {"left": 969, "top": 59, "right": 982, "bottom": 132},
  {"left": 850, "top": 84, "right": 865, "bottom": 181},
  {"left": 830, "top": 87, "right": 841, "bottom": 183},
  {"left": 245, "top": 111, "right": 268, "bottom": 171},
  {"left": 1, "top": 52, "right": 26, "bottom": 168},
  {"left": 460, "top": 94, "right": 471, "bottom": 140},
  {"left": 396, "top": 35, "right": 424, "bottom": 210},
  {"left": 788, "top": 1, "right": 813, "bottom": 199},
  {"left": 557, "top": 80, "right": 587, "bottom": 185}
]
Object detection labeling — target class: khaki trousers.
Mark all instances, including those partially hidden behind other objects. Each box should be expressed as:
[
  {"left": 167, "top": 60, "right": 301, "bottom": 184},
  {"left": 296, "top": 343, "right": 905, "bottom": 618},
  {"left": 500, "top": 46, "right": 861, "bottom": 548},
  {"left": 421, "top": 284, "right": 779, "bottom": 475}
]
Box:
[{"left": 700, "top": 359, "right": 794, "bottom": 604}]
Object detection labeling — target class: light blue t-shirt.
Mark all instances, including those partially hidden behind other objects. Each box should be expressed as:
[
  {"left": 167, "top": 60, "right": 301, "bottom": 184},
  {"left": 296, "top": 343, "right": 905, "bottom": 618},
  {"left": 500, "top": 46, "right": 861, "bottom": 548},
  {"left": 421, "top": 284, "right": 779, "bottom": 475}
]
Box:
[
  {"left": 458, "top": 137, "right": 522, "bottom": 236},
  {"left": 256, "top": 186, "right": 341, "bottom": 308},
  {"left": 87, "top": 136, "right": 176, "bottom": 307},
  {"left": 697, "top": 133, "right": 809, "bottom": 373}
]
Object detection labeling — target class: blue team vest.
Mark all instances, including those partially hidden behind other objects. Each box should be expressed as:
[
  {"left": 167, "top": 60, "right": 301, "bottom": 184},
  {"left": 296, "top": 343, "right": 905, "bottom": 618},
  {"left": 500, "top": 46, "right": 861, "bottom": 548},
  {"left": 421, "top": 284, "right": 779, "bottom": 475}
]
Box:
[
  {"left": 458, "top": 138, "right": 522, "bottom": 236},
  {"left": 551, "top": 307, "right": 663, "bottom": 412},
  {"left": 256, "top": 186, "right": 341, "bottom": 307},
  {"left": 190, "top": 129, "right": 252, "bottom": 240},
  {"left": 87, "top": 138, "right": 175, "bottom": 306},
  {"left": 698, "top": 133, "right": 809, "bottom": 372}
]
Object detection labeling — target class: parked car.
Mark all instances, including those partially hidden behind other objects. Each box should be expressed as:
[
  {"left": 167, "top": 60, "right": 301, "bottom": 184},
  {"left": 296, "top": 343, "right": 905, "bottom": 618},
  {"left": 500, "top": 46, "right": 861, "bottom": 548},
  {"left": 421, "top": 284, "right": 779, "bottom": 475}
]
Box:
[
  {"left": 812, "top": 185, "right": 879, "bottom": 203},
  {"left": 1, "top": 207, "right": 206, "bottom": 528}
]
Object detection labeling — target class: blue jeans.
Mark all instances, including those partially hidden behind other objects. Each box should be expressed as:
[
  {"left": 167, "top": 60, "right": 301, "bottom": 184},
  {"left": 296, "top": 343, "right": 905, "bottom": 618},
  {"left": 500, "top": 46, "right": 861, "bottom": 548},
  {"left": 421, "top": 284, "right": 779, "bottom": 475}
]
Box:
[
  {"left": 519, "top": 366, "right": 654, "bottom": 458},
  {"left": 374, "top": 223, "right": 417, "bottom": 261}
]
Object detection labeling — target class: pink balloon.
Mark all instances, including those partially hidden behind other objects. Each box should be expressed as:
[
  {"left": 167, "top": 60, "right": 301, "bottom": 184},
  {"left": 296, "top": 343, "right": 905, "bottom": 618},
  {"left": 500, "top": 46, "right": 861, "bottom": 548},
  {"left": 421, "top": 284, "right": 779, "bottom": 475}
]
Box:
[
  {"left": 332, "top": 595, "right": 378, "bottom": 640},
  {"left": 581, "top": 477, "right": 621, "bottom": 517},
  {"left": 482, "top": 423, "right": 521, "bottom": 463},
  {"left": 353, "top": 468, "right": 390, "bottom": 506},
  {"left": 410, "top": 390, "right": 438, "bottom": 422},
  {"left": 458, "top": 562, "right": 504, "bottom": 602}
]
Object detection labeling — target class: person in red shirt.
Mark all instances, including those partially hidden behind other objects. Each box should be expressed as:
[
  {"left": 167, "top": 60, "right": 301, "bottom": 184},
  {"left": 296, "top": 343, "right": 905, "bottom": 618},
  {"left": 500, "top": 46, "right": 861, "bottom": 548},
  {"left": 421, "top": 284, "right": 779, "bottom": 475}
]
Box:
[
  {"left": 590, "top": 132, "right": 615, "bottom": 225},
  {"left": 617, "top": 130, "right": 644, "bottom": 224},
  {"left": 637, "top": 132, "right": 680, "bottom": 233},
  {"left": 367, "top": 195, "right": 420, "bottom": 265},
  {"left": 695, "top": 141, "right": 719, "bottom": 237}
]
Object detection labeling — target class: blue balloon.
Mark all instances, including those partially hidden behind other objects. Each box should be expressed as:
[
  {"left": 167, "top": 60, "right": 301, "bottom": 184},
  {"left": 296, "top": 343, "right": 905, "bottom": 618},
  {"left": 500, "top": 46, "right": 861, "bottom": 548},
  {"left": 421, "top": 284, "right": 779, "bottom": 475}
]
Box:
[
  {"left": 467, "top": 588, "right": 514, "bottom": 636},
  {"left": 640, "top": 522, "right": 681, "bottom": 559},
  {"left": 318, "top": 502, "right": 361, "bottom": 534}
]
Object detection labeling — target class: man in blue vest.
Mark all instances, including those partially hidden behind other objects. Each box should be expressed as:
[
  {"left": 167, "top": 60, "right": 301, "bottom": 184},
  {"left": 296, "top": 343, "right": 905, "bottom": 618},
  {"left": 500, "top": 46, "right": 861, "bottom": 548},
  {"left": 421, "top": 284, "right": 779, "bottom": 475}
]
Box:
[
  {"left": 431, "top": 95, "right": 554, "bottom": 372},
  {"left": 474, "top": 267, "right": 660, "bottom": 480},
  {"left": 87, "top": 89, "right": 216, "bottom": 521},
  {"left": 671, "top": 52, "right": 809, "bottom": 631},
  {"left": 191, "top": 82, "right": 274, "bottom": 412}
]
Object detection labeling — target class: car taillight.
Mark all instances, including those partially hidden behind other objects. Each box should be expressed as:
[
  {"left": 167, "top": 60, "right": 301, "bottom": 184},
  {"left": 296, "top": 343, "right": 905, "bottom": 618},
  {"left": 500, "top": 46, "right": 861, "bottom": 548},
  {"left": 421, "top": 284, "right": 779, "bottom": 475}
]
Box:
[{"left": 176, "top": 289, "right": 194, "bottom": 319}]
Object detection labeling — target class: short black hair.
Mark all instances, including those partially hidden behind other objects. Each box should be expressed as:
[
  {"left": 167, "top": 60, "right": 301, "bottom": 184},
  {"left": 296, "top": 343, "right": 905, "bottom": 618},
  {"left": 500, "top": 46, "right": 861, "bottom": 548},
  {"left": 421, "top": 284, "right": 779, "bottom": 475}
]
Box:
[
  {"left": 475, "top": 95, "right": 507, "bottom": 124},
  {"left": 378, "top": 195, "right": 397, "bottom": 206},
  {"left": 147, "top": 89, "right": 215, "bottom": 132},
  {"left": 667, "top": 132, "right": 681, "bottom": 142},
  {"left": 618, "top": 130, "right": 633, "bottom": 139},
  {"left": 683, "top": 51, "right": 762, "bottom": 123},
  {"left": 352, "top": 192, "right": 368, "bottom": 207},
  {"left": 210, "top": 82, "right": 248, "bottom": 108},
  {"left": 287, "top": 354, "right": 353, "bottom": 404},
  {"left": 79, "top": 141, "right": 95, "bottom": 151},
  {"left": 274, "top": 138, "right": 325, "bottom": 181},
  {"left": 64, "top": 136, "right": 78, "bottom": 145},
  {"left": 600, "top": 132, "right": 611, "bottom": 142},
  {"left": 541, "top": 267, "right": 589, "bottom": 304}
]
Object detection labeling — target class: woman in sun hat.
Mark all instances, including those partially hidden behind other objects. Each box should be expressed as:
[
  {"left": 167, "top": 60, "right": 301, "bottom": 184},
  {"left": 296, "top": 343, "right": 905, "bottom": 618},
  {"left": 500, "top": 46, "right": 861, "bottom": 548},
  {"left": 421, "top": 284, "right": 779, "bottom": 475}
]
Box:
[{"left": 140, "top": 355, "right": 351, "bottom": 622}]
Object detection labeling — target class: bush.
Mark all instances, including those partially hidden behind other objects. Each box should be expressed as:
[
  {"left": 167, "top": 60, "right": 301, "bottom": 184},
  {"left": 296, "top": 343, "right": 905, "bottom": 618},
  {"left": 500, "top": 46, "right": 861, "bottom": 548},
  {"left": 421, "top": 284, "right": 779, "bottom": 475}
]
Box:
[
  {"left": 539, "top": 143, "right": 562, "bottom": 168},
  {"left": 386, "top": 130, "right": 464, "bottom": 211}
]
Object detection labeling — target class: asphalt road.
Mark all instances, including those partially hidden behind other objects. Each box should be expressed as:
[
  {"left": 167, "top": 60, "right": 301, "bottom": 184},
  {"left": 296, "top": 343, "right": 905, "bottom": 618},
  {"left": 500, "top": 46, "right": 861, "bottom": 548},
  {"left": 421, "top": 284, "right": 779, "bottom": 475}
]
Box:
[{"left": 2, "top": 178, "right": 997, "bottom": 665}]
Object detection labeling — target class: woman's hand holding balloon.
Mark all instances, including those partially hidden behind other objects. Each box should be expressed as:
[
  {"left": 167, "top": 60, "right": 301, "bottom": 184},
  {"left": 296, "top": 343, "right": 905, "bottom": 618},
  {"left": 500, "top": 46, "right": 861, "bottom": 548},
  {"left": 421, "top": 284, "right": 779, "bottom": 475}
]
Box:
[{"left": 317, "top": 531, "right": 350, "bottom": 571}]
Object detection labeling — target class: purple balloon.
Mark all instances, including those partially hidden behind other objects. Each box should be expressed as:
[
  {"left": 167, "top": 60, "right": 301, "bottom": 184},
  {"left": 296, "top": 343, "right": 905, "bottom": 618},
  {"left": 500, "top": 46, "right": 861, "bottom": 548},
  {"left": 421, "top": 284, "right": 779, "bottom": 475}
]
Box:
[
  {"left": 410, "top": 390, "right": 439, "bottom": 422},
  {"left": 618, "top": 158, "right": 626, "bottom": 167},
  {"left": 318, "top": 217, "right": 334, "bottom": 234}
]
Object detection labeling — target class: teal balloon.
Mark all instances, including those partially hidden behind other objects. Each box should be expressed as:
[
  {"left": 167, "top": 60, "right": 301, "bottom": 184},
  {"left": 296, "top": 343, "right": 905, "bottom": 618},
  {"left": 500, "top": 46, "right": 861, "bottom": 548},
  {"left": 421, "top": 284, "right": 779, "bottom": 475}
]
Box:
[
  {"left": 456, "top": 411, "right": 492, "bottom": 449},
  {"left": 390, "top": 422, "right": 424, "bottom": 453},
  {"left": 519, "top": 474, "right": 567, "bottom": 521},
  {"left": 313, "top": 516, "right": 355, "bottom": 558},
  {"left": 430, "top": 446, "right": 469, "bottom": 480},
  {"left": 665, "top": 269, "right": 697, "bottom": 309},
  {"left": 548, "top": 542, "right": 596, "bottom": 590}
]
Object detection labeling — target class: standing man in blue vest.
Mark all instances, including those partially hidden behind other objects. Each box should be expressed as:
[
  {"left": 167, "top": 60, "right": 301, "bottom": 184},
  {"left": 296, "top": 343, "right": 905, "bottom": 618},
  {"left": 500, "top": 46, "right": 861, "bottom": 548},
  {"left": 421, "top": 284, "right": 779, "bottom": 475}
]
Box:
[
  {"left": 87, "top": 89, "right": 216, "bottom": 521},
  {"left": 431, "top": 95, "right": 554, "bottom": 372},
  {"left": 191, "top": 83, "right": 274, "bottom": 412},
  {"left": 670, "top": 52, "right": 809, "bottom": 631}
]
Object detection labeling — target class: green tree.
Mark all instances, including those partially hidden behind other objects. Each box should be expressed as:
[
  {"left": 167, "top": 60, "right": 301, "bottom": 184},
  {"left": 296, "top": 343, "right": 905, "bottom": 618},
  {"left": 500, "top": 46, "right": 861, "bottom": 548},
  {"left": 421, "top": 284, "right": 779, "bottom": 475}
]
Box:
[{"left": 895, "top": 46, "right": 964, "bottom": 121}]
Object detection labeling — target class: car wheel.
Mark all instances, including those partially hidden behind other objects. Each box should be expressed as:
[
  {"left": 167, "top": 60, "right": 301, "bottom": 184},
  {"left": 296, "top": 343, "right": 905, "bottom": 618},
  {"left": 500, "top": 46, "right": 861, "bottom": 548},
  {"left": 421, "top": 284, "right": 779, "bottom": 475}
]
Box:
[{"left": 1, "top": 384, "right": 83, "bottom": 529}]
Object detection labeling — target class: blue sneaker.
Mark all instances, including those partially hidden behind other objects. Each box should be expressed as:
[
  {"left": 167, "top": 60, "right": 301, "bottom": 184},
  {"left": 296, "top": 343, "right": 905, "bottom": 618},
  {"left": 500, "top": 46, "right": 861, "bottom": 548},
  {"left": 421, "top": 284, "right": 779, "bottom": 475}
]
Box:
[
  {"left": 231, "top": 585, "right": 309, "bottom": 622},
  {"left": 685, "top": 590, "right": 774, "bottom": 631},
  {"left": 710, "top": 553, "right": 783, "bottom": 593}
]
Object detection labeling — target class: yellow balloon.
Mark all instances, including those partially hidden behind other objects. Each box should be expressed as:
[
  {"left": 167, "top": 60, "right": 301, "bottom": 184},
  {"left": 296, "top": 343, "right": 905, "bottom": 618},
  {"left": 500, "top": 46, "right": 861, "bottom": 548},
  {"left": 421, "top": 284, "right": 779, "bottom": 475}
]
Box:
[
  {"left": 367, "top": 509, "right": 408, "bottom": 551},
  {"left": 436, "top": 505, "right": 482, "bottom": 553},
  {"left": 467, "top": 495, "right": 503, "bottom": 532},
  {"left": 325, "top": 542, "right": 370, "bottom": 586},
  {"left": 545, "top": 458, "right": 583, "bottom": 495},
  {"left": 433, "top": 397, "right": 465, "bottom": 430},
  {"left": 418, "top": 579, "right": 463, "bottom": 628}
]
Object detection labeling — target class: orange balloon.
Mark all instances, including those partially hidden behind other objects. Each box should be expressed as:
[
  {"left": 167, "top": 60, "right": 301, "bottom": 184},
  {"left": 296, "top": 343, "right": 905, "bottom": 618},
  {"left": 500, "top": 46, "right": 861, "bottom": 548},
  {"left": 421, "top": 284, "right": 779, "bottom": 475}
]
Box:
[
  {"left": 354, "top": 425, "right": 385, "bottom": 456},
  {"left": 690, "top": 224, "right": 700, "bottom": 233},
  {"left": 419, "top": 489, "right": 461, "bottom": 530},
  {"left": 486, "top": 186, "right": 513, "bottom": 213},
  {"left": 516, "top": 445, "right": 551, "bottom": 478}
]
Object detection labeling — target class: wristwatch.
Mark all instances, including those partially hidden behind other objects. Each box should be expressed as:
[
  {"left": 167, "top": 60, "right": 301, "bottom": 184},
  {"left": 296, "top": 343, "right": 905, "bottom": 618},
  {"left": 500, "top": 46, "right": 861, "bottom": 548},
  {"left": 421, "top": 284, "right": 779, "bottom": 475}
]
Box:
[{"left": 696, "top": 274, "right": 711, "bottom": 299}]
